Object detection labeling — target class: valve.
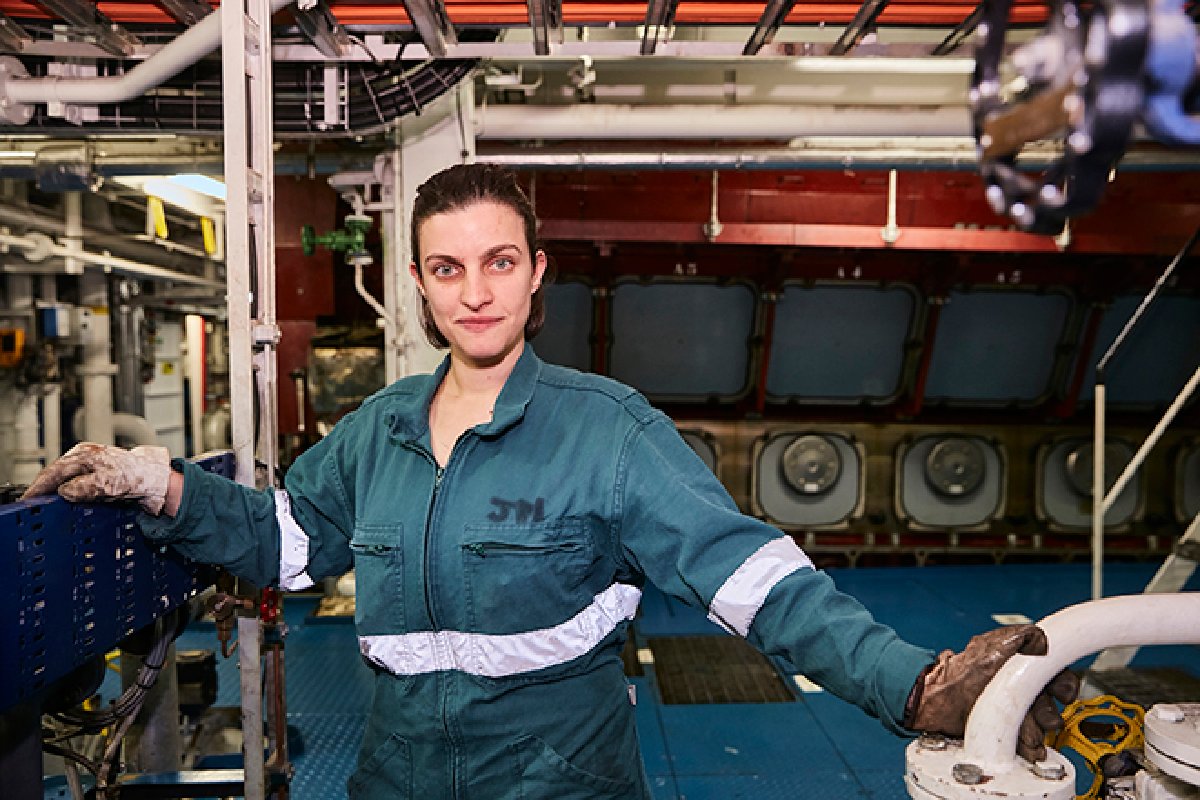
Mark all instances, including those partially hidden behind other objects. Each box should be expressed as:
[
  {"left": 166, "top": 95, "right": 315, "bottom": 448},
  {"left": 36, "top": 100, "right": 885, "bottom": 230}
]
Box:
[
  {"left": 1048, "top": 694, "right": 1145, "bottom": 800},
  {"left": 301, "top": 213, "right": 373, "bottom": 266}
]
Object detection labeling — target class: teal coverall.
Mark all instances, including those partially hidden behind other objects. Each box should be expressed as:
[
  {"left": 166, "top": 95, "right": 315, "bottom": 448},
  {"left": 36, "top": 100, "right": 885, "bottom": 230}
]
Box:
[{"left": 141, "top": 347, "right": 933, "bottom": 799}]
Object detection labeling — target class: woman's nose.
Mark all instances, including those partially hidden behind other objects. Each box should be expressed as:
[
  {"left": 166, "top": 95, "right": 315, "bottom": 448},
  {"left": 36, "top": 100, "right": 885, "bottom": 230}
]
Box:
[{"left": 460, "top": 267, "right": 492, "bottom": 308}]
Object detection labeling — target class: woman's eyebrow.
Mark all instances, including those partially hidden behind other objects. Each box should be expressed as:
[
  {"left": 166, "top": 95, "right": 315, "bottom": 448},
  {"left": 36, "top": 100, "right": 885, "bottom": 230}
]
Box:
[
  {"left": 482, "top": 243, "right": 522, "bottom": 259},
  {"left": 423, "top": 252, "right": 464, "bottom": 267}
]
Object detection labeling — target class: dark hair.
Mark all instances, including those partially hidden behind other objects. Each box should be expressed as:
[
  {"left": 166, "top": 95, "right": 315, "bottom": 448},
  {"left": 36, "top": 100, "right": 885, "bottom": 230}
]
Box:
[{"left": 410, "top": 163, "right": 551, "bottom": 349}]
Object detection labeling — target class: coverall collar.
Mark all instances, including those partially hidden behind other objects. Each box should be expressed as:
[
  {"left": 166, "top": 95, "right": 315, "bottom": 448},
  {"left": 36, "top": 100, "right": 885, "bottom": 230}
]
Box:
[{"left": 386, "top": 345, "right": 543, "bottom": 444}]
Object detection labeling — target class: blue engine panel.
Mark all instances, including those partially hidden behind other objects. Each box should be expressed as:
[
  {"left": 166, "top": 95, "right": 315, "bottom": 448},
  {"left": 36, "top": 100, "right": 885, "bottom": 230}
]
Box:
[{"left": 0, "top": 451, "right": 234, "bottom": 714}]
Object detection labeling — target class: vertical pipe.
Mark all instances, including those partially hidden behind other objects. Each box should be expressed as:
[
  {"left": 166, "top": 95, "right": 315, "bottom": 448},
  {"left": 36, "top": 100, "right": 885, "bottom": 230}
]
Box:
[
  {"left": 8, "top": 274, "right": 42, "bottom": 484},
  {"left": 39, "top": 274, "right": 61, "bottom": 460},
  {"left": 79, "top": 270, "right": 116, "bottom": 445},
  {"left": 75, "top": 188, "right": 115, "bottom": 447},
  {"left": 185, "top": 314, "right": 206, "bottom": 457},
  {"left": 1092, "top": 383, "right": 1105, "bottom": 601}
]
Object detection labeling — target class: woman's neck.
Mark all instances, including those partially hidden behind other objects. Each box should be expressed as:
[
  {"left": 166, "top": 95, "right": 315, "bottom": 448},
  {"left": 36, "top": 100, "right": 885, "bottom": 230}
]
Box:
[{"left": 442, "top": 341, "right": 524, "bottom": 405}]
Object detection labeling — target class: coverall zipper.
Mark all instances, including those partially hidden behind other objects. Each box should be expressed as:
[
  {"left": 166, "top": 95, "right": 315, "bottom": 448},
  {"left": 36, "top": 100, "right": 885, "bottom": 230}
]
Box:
[{"left": 423, "top": 464, "right": 445, "bottom": 630}]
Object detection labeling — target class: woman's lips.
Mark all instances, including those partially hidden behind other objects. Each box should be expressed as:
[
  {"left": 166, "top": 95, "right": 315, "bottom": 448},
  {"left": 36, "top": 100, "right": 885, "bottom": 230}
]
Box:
[{"left": 457, "top": 316, "right": 503, "bottom": 333}]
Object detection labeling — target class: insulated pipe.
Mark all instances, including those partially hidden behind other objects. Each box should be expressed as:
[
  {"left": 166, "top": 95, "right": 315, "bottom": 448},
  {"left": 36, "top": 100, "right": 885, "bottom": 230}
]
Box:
[
  {"left": 7, "top": 274, "right": 43, "bottom": 484},
  {"left": 3, "top": 0, "right": 295, "bottom": 107},
  {"left": 0, "top": 232, "right": 222, "bottom": 289},
  {"left": 79, "top": 270, "right": 115, "bottom": 446},
  {"left": 961, "top": 593, "right": 1200, "bottom": 771},
  {"left": 0, "top": 204, "right": 211, "bottom": 274},
  {"left": 71, "top": 409, "right": 158, "bottom": 447},
  {"left": 476, "top": 104, "right": 973, "bottom": 140}
]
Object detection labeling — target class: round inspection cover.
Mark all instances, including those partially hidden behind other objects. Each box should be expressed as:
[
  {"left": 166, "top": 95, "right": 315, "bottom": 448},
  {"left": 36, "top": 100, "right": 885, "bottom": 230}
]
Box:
[
  {"left": 924, "top": 437, "right": 987, "bottom": 497},
  {"left": 1064, "top": 442, "right": 1129, "bottom": 498},
  {"left": 781, "top": 434, "right": 842, "bottom": 496}
]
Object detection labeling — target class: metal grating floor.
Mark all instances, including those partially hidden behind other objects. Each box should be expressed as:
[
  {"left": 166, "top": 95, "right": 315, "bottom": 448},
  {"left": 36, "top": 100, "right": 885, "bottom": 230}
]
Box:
[
  {"left": 1087, "top": 667, "right": 1200, "bottom": 708},
  {"left": 648, "top": 635, "right": 794, "bottom": 704}
]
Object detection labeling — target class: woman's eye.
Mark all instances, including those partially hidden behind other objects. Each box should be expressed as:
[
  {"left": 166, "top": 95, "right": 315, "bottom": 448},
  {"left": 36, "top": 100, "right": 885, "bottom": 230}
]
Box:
[
  {"left": 491, "top": 257, "right": 515, "bottom": 271},
  {"left": 431, "top": 263, "right": 458, "bottom": 278}
]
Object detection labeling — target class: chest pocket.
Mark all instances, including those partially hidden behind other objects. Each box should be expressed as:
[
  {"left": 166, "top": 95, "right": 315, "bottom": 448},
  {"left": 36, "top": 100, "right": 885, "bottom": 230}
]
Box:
[
  {"left": 350, "top": 524, "right": 405, "bottom": 634},
  {"left": 461, "top": 520, "right": 596, "bottom": 635}
]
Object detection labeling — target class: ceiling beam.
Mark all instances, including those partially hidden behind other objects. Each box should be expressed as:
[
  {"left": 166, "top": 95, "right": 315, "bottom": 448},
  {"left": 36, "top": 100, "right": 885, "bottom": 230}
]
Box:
[
  {"left": 33, "top": 0, "right": 142, "bottom": 56},
  {"left": 931, "top": 3, "right": 984, "bottom": 55},
  {"left": 294, "top": 0, "right": 352, "bottom": 58},
  {"left": 401, "top": 0, "right": 458, "bottom": 59},
  {"left": 156, "top": 0, "right": 214, "bottom": 27},
  {"left": 640, "top": 0, "right": 679, "bottom": 55},
  {"left": 527, "top": 0, "right": 563, "bottom": 55},
  {"left": 743, "top": 0, "right": 797, "bottom": 55},
  {"left": 0, "top": 12, "right": 32, "bottom": 52},
  {"left": 830, "top": 0, "right": 889, "bottom": 55}
]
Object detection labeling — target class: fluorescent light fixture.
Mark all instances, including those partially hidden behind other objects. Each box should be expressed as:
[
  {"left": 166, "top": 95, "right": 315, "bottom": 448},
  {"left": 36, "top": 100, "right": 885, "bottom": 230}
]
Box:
[
  {"left": 167, "top": 173, "right": 227, "bottom": 200},
  {"left": 0, "top": 150, "right": 37, "bottom": 159}
]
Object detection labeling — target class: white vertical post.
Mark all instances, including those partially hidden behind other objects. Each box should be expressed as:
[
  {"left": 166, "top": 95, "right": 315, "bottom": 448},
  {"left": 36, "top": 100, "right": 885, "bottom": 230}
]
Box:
[
  {"left": 394, "top": 89, "right": 475, "bottom": 377},
  {"left": 380, "top": 146, "right": 403, "bottom": 385},
  {"left": 222, "top": 0, "right": 278, "bottom": 796}
]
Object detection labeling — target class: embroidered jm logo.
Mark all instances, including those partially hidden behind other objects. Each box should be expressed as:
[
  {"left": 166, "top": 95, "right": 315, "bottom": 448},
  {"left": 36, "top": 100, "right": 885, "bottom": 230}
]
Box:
[{"left": 488, "top": 497, "right": 546, "bottom": 524}]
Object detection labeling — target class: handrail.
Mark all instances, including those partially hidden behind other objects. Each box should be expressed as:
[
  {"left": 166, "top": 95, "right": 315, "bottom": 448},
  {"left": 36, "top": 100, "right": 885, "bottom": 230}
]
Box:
[{"left": 1091, "top": 224, "right": 1200, "bottom": 600}]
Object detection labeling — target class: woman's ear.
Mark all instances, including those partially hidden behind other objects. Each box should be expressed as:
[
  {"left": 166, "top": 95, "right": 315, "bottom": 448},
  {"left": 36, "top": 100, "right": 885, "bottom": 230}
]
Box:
[
  {"left": 409, "top": 262, "right": 424, "bottom": 295},
  {"left": 532, "top": 250, "right": 548, "bottom": 292}
]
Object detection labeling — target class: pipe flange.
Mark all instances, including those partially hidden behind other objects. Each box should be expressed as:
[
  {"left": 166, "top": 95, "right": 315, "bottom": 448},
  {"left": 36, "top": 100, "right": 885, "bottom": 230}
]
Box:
[
  {"left": 1145, "top": 703, "right": 1200, "bottom": 786},
  {"left": 905, "top": 737, "right": 1075, "bottom": 800},
  {"left": 0, "top": 56, "right": 33, "bottom": 125}
]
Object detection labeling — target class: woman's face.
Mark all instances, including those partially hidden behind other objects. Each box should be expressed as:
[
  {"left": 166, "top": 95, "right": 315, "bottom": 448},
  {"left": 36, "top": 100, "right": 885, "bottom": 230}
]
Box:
[{"left": 411, "top": 200, "right": 546, "bottom": 369}]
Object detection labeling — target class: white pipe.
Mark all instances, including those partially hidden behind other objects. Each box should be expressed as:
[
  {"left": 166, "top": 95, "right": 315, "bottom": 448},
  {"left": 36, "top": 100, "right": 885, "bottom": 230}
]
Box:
[
  {"left": 354, "top": 261, "right": 389, "bottom": 324},
  {"left": 79, "top": 270, "right": 115, "bottom": 446},
  {"left": 7, "top": 274, "right": 42, "bottom": 484},
  {"left": 184, "top": 314, "right": 206, "bottom": 458},
  {"left": 962, "top": 593, "right": 1200, "bottom": 771},
  {"left": 72, "top": 408, "right": 158, "bottom": 447},
  {"left": 3, "top": 0, "right": 295, "bottom": 106},
  {"left": 0, "top": 232, "right": 223, "bottom": 289},
  {"left": 477, "top": 104, "right": 973, "bottom": 140}
]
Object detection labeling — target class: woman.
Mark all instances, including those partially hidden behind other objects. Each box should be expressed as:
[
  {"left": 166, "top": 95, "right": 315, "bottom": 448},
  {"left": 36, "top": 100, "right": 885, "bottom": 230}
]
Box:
[{"left": 24, "top": 163, "right": 1074, "bottom": 799}]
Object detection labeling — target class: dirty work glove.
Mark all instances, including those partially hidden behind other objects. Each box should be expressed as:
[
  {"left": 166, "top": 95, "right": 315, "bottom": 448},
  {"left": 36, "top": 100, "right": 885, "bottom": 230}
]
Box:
[
  {"left": 904, "top": 625, "right": 1080, "bottom": 762},
  {"left": 20, "top": 442, "right": 172, "bottom": 515}
]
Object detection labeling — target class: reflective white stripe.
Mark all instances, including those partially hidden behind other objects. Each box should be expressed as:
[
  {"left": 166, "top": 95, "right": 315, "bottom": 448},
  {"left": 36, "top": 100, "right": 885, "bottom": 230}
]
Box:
[
  {"left": 359, "top": 582, "right": 642, "bottom": 677},
  {"left": 707, "top": 536, "right": 813, "bottom": 637},
  {"left": 275, "top": 490, "right": 315, "bottom": 591}
]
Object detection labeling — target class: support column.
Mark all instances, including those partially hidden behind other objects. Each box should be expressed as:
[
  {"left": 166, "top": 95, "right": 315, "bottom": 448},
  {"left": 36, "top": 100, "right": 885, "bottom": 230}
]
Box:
[
  {"left": 389, "top": 84, "right": 476, "bottom": 378},
  {"left": 222, "top": 0, "right": 280, "bottom": 796}
]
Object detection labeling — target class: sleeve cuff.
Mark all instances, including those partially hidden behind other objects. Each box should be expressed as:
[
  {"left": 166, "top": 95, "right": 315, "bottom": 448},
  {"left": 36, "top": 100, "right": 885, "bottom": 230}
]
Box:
[{"left": 137, "top": 458, "right": 212, "bottom": 543}]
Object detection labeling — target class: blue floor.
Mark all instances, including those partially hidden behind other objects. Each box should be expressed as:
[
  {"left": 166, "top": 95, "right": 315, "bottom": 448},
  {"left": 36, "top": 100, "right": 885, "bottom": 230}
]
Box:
[{"left": 167, "top": 562, "right": 1199, "bottom": 800}]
